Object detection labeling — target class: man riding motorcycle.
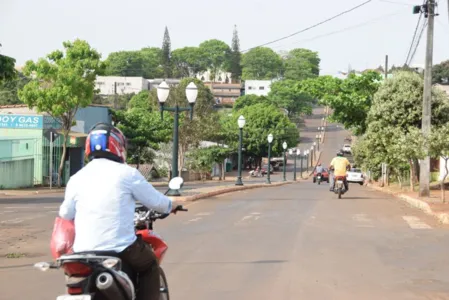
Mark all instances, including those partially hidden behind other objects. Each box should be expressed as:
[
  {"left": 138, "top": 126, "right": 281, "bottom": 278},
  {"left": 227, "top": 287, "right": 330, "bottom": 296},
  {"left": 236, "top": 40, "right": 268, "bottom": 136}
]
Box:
[
  {"left": 329, "top": 151, "right": 351, "bottom": 192},
  {"left": 316, "top": 162, "right": 324, "bottom": 174},
  {"left": 58, "top": 123, "right": 177, "bottom": 300}
]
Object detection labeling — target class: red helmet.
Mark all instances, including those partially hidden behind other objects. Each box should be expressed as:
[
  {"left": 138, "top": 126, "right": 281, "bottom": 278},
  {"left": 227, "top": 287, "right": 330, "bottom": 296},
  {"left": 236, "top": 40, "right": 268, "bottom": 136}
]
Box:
[{"left": 85, "top": 123, "right": 127, "bottom": 163}]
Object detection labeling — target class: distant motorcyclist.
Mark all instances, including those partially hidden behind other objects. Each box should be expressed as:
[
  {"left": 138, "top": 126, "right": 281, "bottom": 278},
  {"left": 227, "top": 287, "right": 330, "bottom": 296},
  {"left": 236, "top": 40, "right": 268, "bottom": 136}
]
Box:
[
  {"left": 329, "top": 151, "right": 351, "bottom": 192},
  {"left": 316, "top": 162, "right": 324, "bottom": 174}
]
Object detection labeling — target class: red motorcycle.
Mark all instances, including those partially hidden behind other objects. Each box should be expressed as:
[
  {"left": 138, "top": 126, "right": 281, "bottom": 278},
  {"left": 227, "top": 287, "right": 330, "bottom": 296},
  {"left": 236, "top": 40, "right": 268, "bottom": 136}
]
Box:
[{"left": 35, "top": 177, "right": 187, "bottom": 300}]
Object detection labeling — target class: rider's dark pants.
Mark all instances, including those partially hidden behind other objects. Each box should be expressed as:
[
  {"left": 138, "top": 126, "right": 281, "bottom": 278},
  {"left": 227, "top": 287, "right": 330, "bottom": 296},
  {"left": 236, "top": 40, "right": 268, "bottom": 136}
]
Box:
[{"left": 119, "top": 237, "right": 160, "bottom": 300}]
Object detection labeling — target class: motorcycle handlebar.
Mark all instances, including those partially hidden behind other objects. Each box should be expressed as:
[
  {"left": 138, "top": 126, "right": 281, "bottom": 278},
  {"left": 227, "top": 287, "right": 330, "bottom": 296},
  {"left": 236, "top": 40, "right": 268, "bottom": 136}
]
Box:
[{"left": 135, "top": 204, "right": 188, "bottom": 222}]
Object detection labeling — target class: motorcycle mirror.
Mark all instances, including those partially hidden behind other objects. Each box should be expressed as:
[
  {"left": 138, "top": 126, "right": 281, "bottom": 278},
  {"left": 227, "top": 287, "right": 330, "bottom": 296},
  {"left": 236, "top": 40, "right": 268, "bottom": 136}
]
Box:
[{"left": 168, "top": 176, "right": 184, "bottom": 190}]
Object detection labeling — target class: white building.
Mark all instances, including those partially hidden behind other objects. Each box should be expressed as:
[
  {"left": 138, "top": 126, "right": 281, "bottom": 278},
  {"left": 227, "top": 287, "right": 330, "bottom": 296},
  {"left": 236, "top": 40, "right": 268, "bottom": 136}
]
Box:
[
  {"left": 95, "top": 76, "right": 150, "bottom": 95},
  {"left": 148, "top": 79, "right": 181, "bottom": 90},
  {"left": 244, "top": 80, "right": 273, "bottom": 96}
]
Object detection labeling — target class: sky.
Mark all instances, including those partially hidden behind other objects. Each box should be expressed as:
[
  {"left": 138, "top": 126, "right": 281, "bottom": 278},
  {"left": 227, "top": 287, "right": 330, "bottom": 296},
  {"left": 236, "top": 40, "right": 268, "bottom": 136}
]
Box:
[{"left": 1, "top": 0, "right": 448, "bottom": 76}]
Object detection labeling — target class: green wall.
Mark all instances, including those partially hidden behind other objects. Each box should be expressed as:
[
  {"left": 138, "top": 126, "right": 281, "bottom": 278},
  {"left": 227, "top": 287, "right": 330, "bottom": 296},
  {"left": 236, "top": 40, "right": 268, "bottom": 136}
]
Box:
[{"left": 0, "top": 128, "right": 44, "bottom": 186}]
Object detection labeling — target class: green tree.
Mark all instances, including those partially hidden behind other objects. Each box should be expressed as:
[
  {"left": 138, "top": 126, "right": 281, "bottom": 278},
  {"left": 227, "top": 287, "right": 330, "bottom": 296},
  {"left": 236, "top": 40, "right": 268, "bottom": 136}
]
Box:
[
  {"left": 299, "top": 71, "right": 381, "bottom": 135},
  {"left": 283, "top": 48, "right": 320, "bottom": 81},
  {"left": 368, "top": 71, "right": 449, "bottom": 131},
  {"left": 226, "top": 103, "right": 298, "bottom": 166},
  {"left": 161, "top": 26, "right": 172, "bottom": 78},
  {"left": 199, "top": 39, "right": 232, "bottom": 82},
  {"left": 229, "top": 25, "right": 242, "bottom": 83},
  {"left": 171, "top": 47, "right": 207, "bottom": 78},
  {"left": 429, "top": 124, "right": 449, "bottom": 202},
  {"left": 269, "top": 80, "right": 315, "bottom": 117},
  {"left": 114, "top": 108, "right": 172, "bottom": 169},
  {"left": 0, "top": 54, "right": 17, "bottom": 82},
  {"left": 0, "top": 73, "right": 29, "bottom": 105},
  {"left": 241, "top": 47, "right": 283, "bottom": 80},
  {"left": 19, "top": 39, "right": 104, "bottom": 186},
  {"left": 127, "top": 90, "right": 158, "bottom": 111},
  {"left": 104, "top": 51, "right": 144, "bottom": 77},
  {"left": 140, "top": 47, "right": 164, "bottom": 78},
  {"left": 164, "top": 78, "right": 216, "bottom": 170},
  {"left": 432, "top": 60, "right": 449, "bottom": 84},
  {"left": 104, "top": 48, "right": 163, "bottom": 78},
  {"left": 232, "top": 94, "right": 271, "bottom": 111}
]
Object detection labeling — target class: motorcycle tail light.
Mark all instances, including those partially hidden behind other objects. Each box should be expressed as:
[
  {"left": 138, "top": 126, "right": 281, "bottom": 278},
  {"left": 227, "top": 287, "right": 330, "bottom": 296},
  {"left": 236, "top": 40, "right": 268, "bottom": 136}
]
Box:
[
  {"left": 62, "top": 262, "right": 92, "bottom": 277},
  {"left": 68, "top": 287, "right": 83, "bottom": 295}
]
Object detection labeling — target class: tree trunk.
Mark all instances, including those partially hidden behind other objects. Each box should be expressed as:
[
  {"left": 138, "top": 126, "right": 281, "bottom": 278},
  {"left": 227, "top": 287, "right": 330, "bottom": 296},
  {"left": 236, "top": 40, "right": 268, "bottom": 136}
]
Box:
[
  {"left": 398, "top": 175, "right": 402, "bottom": 189},
  {"left": 222, "top": 161, "right": 226, "bottom": 180},
  {"left": 409, "top": 160, "right": 414, "bottom": 192},
  {"left": 58, "top": 132, "right": 68, "bottom": 187},
  {"left": 218, "top": 163, "right": 223, "bottom": 181}
]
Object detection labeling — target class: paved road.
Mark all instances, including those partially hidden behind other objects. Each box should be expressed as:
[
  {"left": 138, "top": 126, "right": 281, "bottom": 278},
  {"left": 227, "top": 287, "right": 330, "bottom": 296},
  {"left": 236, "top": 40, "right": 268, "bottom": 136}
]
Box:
[{"left": 1, "top": 109, "right": 449, "bottom": 299}]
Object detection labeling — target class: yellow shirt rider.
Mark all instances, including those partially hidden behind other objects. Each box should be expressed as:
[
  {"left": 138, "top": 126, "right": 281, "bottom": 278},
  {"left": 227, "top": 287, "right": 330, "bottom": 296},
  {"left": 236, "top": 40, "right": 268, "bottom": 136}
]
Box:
[{"left": 329, "top": 151, "right": 351, "bottom": 191}]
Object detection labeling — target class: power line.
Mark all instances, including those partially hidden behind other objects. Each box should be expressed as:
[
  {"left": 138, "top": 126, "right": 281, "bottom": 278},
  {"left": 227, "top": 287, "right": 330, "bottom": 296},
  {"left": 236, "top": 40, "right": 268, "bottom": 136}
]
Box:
[
  {"left": 408, "top": 19, "right": 428, "bottom": 65},
  {"left": 270, "top": 10, "right": 405, "bottom": 50},
  {"left": 241, "top": 0, "right": 374, "bottom": 52},
  {"left": 405, "top": 9, "right": 424, "bottom": 65}
]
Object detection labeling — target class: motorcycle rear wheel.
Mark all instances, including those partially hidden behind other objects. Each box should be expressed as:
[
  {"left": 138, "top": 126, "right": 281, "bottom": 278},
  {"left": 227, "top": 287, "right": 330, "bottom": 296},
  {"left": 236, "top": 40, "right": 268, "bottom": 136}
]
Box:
[
  {"left": 160, "top": 267, "right": 170, "bottom": 300},
  {"left": 338, "top": 189, "right": 342, "bottom": 199}
]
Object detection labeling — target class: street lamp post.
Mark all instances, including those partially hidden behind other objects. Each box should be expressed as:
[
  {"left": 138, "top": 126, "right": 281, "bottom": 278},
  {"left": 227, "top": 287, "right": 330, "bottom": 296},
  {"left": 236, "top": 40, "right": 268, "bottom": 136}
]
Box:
[
  {"left": 290, "top": 149, "right": 299, "bottom": 181},
  {"left": 282, "top": 142, "right": 287, "bottom": 181},
  {"left": 305, "top": 150, "right": 309, "bottom": 173},
  {"left": 319, "top": 134, "right": 322, "bottom": 144},
  {"left": 267, "top": 133, "right": 273, "bottom": 184},
  {"left": 236, "top": 115, "right": 246, "bottom": 186},
  {"left": 299, "top": 150, "right": 303, "bottom": 179},
  {"left": 310, "top": 146, "right": 314, "bottom": 167},
  {"left": 315, "top": 135, "right": 320, "bottom": 151},
  {"left": 158, "top": 81, "right": 198, "bottom": 196}
]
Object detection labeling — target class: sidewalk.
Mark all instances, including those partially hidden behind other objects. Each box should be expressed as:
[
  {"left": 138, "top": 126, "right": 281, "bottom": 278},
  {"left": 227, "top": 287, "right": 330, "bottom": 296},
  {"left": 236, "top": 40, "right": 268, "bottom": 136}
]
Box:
[
  {"left": 169, "top": 180, "right": 295, "bottom": 202},
  {"left": 367, "top": 182, "right": 449, "bottom": 224}
]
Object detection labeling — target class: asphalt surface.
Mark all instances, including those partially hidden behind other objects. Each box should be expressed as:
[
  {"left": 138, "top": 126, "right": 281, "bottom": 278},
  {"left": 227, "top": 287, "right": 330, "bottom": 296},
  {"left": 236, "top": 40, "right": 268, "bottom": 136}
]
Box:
[{"left": 1, "top": 108, "right": 449, "bottom": 299}]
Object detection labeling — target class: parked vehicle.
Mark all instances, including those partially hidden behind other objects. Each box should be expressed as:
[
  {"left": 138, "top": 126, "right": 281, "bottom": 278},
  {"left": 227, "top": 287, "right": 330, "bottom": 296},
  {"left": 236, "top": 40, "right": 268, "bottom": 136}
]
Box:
[
  {"left": 333, "top": 175, "right": 347, "bottom": 199},
  {"left": 313, "top": 168, "right": 330, "bottom": 184},
  {"left": 249, "top": 169, "right": 264, "bottom": 177},
  {"left": 347, "top": 168, "right": 364, "bottom": 185},
  {"left": 261, "top": 164, "right": 274, "bottom": 175},
  {"left": 34, "top": 177, "right": 187, "bottom": 300},
  {"left": 342, "top": 144, "right": 352, "bottom": 154}
]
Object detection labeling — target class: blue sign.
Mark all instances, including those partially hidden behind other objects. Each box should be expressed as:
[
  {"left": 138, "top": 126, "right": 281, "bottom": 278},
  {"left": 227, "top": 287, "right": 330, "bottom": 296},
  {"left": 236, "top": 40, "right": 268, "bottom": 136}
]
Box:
[{"left": 0, "top": 114, "right": 43, "bottom": 129}]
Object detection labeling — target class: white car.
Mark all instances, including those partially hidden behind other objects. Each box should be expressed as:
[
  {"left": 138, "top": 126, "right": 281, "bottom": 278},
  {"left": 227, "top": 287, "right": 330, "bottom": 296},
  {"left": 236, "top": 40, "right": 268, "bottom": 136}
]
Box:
[
  {"left": 346, "top": 168, "right": 364, "bottom": 185},
  {"left": 342, "top": 144, "right": 352, "bottom": 154}
]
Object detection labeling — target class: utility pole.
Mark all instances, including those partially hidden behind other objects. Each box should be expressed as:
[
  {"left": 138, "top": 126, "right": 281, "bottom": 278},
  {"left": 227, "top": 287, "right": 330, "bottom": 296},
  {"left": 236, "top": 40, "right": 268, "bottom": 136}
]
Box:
[
  {"left": 114, "top": 82, "right": 118, "bottom": 109},
  {"left": 384, "top": 55, "right": 389, "bottom": 79},
  {"left": 419, "top": 0, "right": 436, "bottom": 197}
]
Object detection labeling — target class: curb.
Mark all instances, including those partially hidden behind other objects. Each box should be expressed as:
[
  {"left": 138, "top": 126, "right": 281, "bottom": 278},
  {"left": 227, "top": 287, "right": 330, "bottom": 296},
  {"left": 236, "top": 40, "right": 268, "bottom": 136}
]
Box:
[
  {"left": 0, "top": 189, "right": 65, "bottom": 196},
  {"left": 366, "top": 184, "right": 449, "bottom": 224},
  {"left": 169, "top": 181, "right": 295, "bottom": 202}
]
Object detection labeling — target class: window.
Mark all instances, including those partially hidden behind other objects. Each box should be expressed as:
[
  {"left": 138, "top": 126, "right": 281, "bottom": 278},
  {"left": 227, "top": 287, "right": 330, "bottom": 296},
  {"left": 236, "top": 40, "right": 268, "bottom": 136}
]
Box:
[
  {"left": 117, "top": 82, "right": 125, "bottom": 86},
  {"left": 259, "top": 86, "right": 265, "bottom": 90},
  {"left": 97, "top": 82, "right": 104, "bottom": 85},
  {"left": 248, "top": 87, "right": 253, "bottom": 90},
  {"left": 126, "top": 82, "right": 131, "bottom": 86}
]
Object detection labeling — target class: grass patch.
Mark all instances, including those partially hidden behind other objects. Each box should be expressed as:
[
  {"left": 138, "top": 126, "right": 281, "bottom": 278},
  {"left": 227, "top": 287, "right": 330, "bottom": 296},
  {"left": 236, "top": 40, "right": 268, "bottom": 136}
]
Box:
[{"left": 5, "top": 252, "right": 26, "bottom": 259}]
